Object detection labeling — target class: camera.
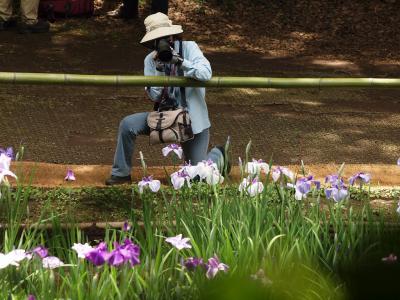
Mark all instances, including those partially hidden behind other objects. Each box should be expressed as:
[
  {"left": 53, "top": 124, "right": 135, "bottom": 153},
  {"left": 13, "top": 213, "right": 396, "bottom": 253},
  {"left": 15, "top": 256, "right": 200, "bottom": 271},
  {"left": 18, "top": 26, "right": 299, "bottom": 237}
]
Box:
[{"left": 156, "top": 38, "right": 173, "bottom": 62}]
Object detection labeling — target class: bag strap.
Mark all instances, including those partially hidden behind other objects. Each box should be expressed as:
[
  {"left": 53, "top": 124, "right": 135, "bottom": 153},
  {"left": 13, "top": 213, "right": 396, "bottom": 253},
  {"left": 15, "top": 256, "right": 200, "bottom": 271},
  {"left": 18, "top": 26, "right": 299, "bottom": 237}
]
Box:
[{"left": 178, "top": 40, "right": 187, "bottom": 108}]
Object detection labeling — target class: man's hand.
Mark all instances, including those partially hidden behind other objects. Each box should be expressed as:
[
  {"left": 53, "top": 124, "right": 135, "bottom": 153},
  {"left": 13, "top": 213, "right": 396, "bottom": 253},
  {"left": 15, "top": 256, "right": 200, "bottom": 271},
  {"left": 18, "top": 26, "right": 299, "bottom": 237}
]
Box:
[
  {"left": 152, "top": 50, "right": 183, "bottom": 70},
  {"left": 152, "top": 51, "right": 165, "bottom": 72},
  {"left": 169, "top": 51, "right": 184, "bottom": 66}
]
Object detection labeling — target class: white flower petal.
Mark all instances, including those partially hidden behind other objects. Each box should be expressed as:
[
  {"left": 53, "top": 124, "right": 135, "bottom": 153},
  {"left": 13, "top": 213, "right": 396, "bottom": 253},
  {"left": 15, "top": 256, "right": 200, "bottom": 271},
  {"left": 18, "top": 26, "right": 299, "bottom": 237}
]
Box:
[
  {"left": 72, "top": 243, "right": 93, "bottom": 259},
  {"left": 162, "top": 147, "right": 172, "bottom": 157},
  {"left": 171, "top": 173, "right": 185, "bottom": 190},
  {"left": 272, "top": 169, "right": 280, "bottom": 182},
  {"left": 42, "top": 256, "right": 64, "bottom": 269},
  {"left": 173, "top": 148, "right": 183, "bottom": 159},
  {"left": 149, "top": 180, "right": 161, "bottom": 192}
]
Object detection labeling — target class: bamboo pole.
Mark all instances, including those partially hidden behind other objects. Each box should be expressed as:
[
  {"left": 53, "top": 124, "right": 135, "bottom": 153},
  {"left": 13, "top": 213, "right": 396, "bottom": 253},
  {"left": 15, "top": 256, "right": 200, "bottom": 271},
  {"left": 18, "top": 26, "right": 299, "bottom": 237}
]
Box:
[{"left": 0, "top": 72, "right": 400, "bottom": 88}]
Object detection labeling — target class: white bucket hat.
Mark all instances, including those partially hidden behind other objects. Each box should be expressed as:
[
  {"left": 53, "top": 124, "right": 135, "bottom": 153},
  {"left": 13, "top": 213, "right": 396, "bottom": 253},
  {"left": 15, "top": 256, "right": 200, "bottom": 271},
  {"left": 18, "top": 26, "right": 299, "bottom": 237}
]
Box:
[{"left": 140, "top": 12, "right": 183, "bottom": 44}]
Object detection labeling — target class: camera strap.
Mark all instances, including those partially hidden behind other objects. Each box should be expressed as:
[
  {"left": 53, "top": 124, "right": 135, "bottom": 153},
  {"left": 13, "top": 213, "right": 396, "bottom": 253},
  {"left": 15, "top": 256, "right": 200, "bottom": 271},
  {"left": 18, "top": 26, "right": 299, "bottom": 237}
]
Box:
[{"left": 177, "top": 40, "right": 187, "bottom": 108}]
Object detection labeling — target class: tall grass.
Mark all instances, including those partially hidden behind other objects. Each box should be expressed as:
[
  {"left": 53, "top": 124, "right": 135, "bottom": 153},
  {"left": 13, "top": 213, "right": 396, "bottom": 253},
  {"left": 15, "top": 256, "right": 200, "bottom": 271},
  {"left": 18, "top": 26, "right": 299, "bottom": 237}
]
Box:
[{"left": 0, "top": 153, "right": 392, "bottom": 299}]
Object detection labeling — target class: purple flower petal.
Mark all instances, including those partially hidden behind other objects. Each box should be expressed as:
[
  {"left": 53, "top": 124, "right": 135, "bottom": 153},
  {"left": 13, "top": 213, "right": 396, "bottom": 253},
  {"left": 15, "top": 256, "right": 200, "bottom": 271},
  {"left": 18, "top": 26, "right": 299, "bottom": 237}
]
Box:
[
  {"left": 123, "top": 221, "right": 131, "bottom": 232},
  {"left": 85, "top": 242, "right": 109, "bottom": 266},
  {"left": 326, "top": 186, "right": 348, "bottom": 202},
  {"left": 0, "top": 147, "right": 14, "bottom": 159},
  {"left": 183, "top": 257, "right": 204, "bottom": 271},
  {"left": 64, "top": 169, "right": 76, "bottom": 181},
  {"left": 349, "top": 172, "right": 371, "bottom": 186},
  {"left": 206, "top": 256, "right": 229, "bottom": 279},
  {"left": 32, "top": 245, "right": 48, "bottom": 258}
]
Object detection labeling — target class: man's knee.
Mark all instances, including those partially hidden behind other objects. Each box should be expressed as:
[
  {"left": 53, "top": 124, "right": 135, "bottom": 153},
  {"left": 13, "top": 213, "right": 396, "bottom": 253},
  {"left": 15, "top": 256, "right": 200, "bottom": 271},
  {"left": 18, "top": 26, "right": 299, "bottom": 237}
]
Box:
[{"left": 119, "top": 114, "right": 146, "bottom": 136}]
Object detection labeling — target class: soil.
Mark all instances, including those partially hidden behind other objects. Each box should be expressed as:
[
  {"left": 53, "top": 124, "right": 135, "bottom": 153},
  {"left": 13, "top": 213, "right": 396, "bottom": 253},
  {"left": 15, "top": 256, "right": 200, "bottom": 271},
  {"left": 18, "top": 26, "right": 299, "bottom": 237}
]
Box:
[{"left": 0, "top": 0, "right": 399, "bottom": 168}]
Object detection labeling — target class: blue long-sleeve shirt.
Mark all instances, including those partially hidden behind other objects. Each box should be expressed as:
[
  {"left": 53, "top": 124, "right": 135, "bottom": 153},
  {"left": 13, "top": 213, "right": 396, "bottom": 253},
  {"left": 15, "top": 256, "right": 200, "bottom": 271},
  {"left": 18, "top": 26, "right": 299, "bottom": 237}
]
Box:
[{"left": 144, "top": 41, "right": 212, "bottom": 134}]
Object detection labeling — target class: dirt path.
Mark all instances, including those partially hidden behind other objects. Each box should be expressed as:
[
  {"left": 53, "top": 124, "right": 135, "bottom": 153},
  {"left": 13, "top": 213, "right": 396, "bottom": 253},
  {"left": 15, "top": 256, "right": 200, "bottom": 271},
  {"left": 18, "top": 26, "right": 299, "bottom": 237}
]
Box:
[
  {"left": 10, "top": 161, "right": 400, "bottom": 188},
  {"left": 1, "top": 16, "right": 399, "bottom": 168}
]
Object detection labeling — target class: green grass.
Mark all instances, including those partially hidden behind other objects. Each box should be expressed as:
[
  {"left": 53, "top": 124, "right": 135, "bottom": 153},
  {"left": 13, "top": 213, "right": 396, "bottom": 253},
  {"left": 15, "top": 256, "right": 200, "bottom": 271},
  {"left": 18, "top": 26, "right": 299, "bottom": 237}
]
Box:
[{"left": 1, "top": 171, "right": 399, "bottom": 299}]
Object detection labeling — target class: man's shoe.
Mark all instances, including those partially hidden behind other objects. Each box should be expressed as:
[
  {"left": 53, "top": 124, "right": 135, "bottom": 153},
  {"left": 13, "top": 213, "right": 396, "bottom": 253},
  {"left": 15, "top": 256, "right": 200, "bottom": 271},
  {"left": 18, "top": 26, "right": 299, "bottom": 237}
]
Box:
[
  {"left": 216, "top": 136, "right": 231, "bottom": 176},
  {"left": 18, "top": 20, "right": 50, "bottom": 34},
  {"left": 105, "top": 175, "right": 132, "bottom": 186},
  {"left": 0, "top": 18, "right": 17, "bottom": 31}
]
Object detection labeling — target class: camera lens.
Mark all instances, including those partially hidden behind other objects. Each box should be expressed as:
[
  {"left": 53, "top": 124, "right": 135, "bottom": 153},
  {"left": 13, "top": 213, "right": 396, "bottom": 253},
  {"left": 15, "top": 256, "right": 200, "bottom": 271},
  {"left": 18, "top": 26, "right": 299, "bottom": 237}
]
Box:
[{"left": 157, "top": 39, "right": 173, "bottom": 62}]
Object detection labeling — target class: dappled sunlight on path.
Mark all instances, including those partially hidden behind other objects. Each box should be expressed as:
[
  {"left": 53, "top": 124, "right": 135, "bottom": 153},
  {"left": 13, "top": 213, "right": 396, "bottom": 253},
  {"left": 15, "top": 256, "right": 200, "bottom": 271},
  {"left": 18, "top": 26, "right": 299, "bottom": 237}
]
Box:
[{"left": 10, "top": 161, "right": 400, "bottom": 188}]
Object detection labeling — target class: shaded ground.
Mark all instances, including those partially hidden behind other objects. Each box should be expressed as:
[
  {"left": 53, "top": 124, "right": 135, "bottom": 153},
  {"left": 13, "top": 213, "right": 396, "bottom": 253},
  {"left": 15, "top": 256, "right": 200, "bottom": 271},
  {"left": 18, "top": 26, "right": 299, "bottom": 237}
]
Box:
[
  {"left": 0, "top": 0, "right": 399, "bottom": 167},
  {"left": 1, "top": 85, "right": 399, "bottom": 166}
]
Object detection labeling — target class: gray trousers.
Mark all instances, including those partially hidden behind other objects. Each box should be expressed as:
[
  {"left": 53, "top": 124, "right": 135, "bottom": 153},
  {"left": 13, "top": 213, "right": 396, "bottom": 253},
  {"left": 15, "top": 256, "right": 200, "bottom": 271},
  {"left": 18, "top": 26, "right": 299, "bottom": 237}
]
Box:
[{"left": 111, "top": 112, "right": 223, "bottom": 177}]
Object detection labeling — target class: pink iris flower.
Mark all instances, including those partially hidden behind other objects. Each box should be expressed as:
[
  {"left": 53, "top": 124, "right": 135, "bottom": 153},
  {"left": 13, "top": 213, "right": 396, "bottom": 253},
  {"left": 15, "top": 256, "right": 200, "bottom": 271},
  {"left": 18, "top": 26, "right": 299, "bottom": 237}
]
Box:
[{"left": 206, "top": 255, "right": 229, "bottom": 279}]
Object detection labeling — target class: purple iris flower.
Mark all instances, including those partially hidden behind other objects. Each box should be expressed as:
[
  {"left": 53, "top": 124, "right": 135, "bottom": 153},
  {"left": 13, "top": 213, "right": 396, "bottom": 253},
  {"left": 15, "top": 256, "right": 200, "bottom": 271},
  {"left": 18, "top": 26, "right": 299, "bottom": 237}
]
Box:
[
  {"left": 183, "top": 257, "right": 205, "bottom": 271},
  {"left": 123, "top": 221, "right": 131, "bottom": 232},
  {"left": 27, "top": 295, "right": 36, "bottom": 300},
  {"left": 325, "top": 185, "right": 348, "bottom": 202},
  {"left": 107, "top": 239, "right": 140, "bottom": 267},
  {"left": 121, "top": 239, "right": 140, "bottom": 266},
  {"left": 325, "top": 174, "right": 344, "bottom": 187},
  {"left": 0, "top": 147, "right": 14, "bottom": 160},
  {"left": 64, "top": 169, "right": 76, "bottom": 181},
  {"left": 397, "top": 158, "right": 400, "bottom": 166},
  {"left": 32, "top": 245, "right": 48, "bottom": 258},
  {"left": 85, "top": 242, "right": 109, "bottom": 266},
  {"left": 325, "top": 174, "right": 349, "bottom": 202},
  {"left": 349, "top": 172, "right": 371, "bottom": 186},
  {"left": 205, "top": 255, "right": 229, "bottom": 279},
  {"left": 290, "top": 175, "right": 320, "bottom": 200}
]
